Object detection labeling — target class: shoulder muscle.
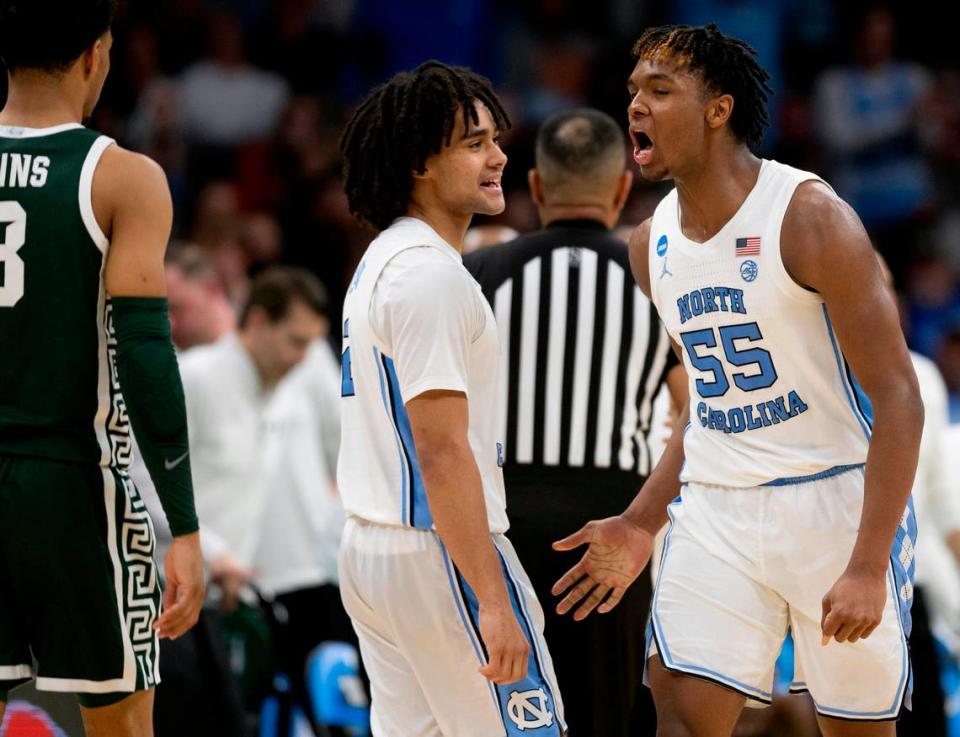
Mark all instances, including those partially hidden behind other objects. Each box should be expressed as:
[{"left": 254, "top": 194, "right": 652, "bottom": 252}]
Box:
[
  {"left": 98, "top": 147, "right": 173, "bottom": 297},
  {"left": 781, "top": 180, "right": 874, "bottom": 293}
]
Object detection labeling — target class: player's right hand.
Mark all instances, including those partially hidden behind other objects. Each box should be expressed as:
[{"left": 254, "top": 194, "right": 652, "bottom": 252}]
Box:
[
  {"left": 155, "top": 531, "right": 205, "bottom": 639},
  {"left": 477, "top": 603, "right": 530, "bottom": 684},
  {"left": 551, "top": 515, "right": 654, "bottom": 620}
]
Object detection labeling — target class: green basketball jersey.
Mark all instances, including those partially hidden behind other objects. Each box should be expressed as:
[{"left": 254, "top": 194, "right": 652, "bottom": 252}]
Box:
[{"left": 0, "top": 123, "right": 130, "bottom": 468}]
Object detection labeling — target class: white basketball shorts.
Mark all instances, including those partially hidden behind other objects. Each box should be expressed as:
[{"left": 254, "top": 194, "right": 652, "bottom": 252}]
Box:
[
  {"left": 338, "top": 516, "right": 566, "bottom": 736},
  {"left": 646, "top": 464, "right": 914, "bottom": 721}
]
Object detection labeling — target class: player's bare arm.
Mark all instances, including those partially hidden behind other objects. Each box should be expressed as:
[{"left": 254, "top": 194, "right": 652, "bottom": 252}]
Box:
[
  {"left": 97, "top": 146, "right": 171, "bottom": 296},
  {"left": 782, "top": 181, "right": 924, "bottom": 645},
  {"left": 665, "top": 363, "right": 689, "bottom": 418},
  {"left": 406, "top": 390, "right": 529, "bottom": 685},
  {"left": 552, "top": 217, "right": 687, "bottom": 620},
  {"left": 95, "top": 146, "right": 205, "bottom": 639}
]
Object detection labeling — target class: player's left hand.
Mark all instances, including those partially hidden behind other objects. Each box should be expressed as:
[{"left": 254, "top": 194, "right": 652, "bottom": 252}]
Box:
[
  {"left": 820, "top": 567, "right": 887, "bottom": 645},
  {"left": 155, "top": 531, "right": 206, "bottom": 639}
]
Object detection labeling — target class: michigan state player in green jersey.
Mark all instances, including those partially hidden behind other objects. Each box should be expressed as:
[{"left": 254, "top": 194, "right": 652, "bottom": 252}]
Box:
[{"left": 0, "top": 1, "right": 204, "bottom": 734}]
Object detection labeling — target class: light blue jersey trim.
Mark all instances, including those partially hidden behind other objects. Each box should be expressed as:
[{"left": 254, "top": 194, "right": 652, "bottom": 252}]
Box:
[
  {"left": 649, "top": 501, "right": 774, "bottom": 703},
  {"left": 493, "top": 539, "right": 567, "bottom": 734},
  {"left": 437, "top": 540, "right": 502, "bottom": 723},
  {"left": 762, "top": 463, "right": 864, "bottom": 487},
  {"left": 373, "top": 347, "right": 409, "bottom": 525},
  {"left": 439, "top": 541, "right": 489, "bottom": 665},
  {"left": 449, "top": 543, "right": 564, "bottom": 736},
  {"left": 380, "top": 355, "right": 432, "bottom": 529},
  {"left": 822, "top": 305, "right": 872, "bottom": 440}
]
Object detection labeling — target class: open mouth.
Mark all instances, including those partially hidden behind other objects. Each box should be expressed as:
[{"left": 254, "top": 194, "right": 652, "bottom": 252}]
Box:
[
  {"left": 481, "top": 177, "right": 502, "bottom": 192},
  {"left": 630, "top": 130, "right": 654, "bottom": 166}
]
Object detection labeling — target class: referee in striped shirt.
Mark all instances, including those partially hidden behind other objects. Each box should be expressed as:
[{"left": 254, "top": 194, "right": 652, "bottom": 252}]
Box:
[{"left": 465, "top": 108, "right": 685, "bottom": 736}]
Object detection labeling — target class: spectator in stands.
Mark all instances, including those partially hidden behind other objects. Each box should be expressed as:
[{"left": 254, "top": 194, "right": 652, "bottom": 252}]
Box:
[
  {"left": 907, "top": 253, "right": 960, "bottom": 360},
  {"left": 165, "top": 243, "right": 238, "bottom": 350},
  {"left": 937, "top": 324, "right": 960, "bottom": 423},
  {"left": 813, "top": 6, "right": 934, "bottom": 274},
  {"left": 179, "top": 267, "right": 327, "bottom": 610},
  {"left": 177, "top": 9, "right": 289, "bottom": 148}
]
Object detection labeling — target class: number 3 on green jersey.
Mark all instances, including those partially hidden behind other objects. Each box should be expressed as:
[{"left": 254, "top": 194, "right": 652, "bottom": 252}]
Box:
[{"left": 0, "top": 201, "right": 26, "bottom": 307}]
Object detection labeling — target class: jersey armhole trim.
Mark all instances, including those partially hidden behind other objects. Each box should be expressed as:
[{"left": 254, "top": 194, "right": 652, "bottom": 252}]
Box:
[
  {"left": 647, "top": 219, "right": 660, "bottom": 308},
  {"left": 79, "top": 135, "right": 115, "bottom": 254},
  {"left": 646, "top": 189, "right": 676, "bottom": 310}
]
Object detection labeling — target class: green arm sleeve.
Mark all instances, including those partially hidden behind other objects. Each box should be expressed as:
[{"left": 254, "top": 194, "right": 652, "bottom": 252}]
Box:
[{"left": 112, "top": 296, "right": 199, "bottom": 536}]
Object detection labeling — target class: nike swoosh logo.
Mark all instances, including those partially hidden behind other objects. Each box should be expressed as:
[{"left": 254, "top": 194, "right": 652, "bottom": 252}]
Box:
[{"left": 164, "top": 451, "right": 190, "bottom": 471}]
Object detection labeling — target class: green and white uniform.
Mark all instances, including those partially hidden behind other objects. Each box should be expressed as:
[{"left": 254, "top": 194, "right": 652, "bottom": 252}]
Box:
[{"left": 0, "top": 123, "right": 160, "bottom": 704}]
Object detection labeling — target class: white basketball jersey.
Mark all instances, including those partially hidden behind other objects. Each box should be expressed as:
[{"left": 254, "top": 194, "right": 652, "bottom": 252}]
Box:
[
  {"left": 338, "top": 217, "right": 509, "bottom": 532},
  {"left": 648, "top": 160, "right": 870, "bottom": 487}
]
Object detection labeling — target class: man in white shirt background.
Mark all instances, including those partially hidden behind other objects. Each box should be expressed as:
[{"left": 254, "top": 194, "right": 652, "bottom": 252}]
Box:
[
  {"left": 254, "top": 318, "right": 362, "bottom": 737},
  {"left": 138, "top": 252, "right": 347, "bottom": 734},
  {"left": 179, "top": 266, "right": 328, "bottom": 611},
  {"left": 164, "top": 242, "right": 238, "bottom": 351}
]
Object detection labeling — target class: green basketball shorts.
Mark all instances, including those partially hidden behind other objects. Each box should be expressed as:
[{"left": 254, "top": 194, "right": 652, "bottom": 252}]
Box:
[{"left": 0, "top": 456, "right": 162, "bottom": 707}]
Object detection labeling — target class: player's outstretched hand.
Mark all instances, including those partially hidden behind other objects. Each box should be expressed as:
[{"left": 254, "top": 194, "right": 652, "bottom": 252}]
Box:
[
  {"left": 820, "top": 567, "right": 887, "bottom": 645},
  {"left": 478, "top": 603, "right": 530, "bottom": 684},
  {"left": 551, "top": 516, "right": 654, "bottom": 621},
  {"left": 155, "top": 531, "right": 205, "bottom": 639}
]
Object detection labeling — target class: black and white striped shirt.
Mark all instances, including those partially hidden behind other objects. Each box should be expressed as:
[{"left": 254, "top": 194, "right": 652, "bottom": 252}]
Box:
[{"left": 464, "top": 219, "right": 677, "bottom": 479}]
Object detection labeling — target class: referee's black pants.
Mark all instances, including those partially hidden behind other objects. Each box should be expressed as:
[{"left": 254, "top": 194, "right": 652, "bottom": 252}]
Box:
[
  {"left": 153, "top": 608, "right": 247, "bottom": 737},
  {"left": 505, "top": 468, "right": 657, "bottom": 737},
  {"left": 897, "top": 586, "right": 947, "bottom": 737}
]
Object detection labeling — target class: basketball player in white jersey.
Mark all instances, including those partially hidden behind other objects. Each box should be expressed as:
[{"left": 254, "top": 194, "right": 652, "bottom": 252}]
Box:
[
  {"left": 337, "top": 62, "right": 565, "bottom": 737},
  {"left": 552, "top": 25, "right": 922, "bottom": 737}
]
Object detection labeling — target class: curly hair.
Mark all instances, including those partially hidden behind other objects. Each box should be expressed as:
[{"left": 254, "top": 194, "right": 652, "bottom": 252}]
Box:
[
  {"left": 632, "top": 24, "right": 773, "bottom": 150},
  {"left": 339, "top": 60, "right": 510, "bottom": 232},
  {"left": 0, "top": 0, "right": 118, "bottom": 73}
]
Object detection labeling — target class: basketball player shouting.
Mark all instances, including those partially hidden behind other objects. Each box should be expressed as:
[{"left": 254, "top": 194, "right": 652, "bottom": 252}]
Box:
[{"left": 554, "top": 25, "right": 922, "bottom": 737}]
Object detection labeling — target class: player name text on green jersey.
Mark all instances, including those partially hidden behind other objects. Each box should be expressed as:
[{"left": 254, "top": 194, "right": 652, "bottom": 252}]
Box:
[{"left": 0, "top": 152, "right": 50, "bottom": 188}]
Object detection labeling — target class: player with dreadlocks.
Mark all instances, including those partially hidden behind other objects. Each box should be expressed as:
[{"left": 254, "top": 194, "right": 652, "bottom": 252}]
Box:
[
  {"left": 337, "top": 62, "right": 566, "bottom": 736},
  {"left": 553, "top": 25, "right": 921, "bottom": 736}
]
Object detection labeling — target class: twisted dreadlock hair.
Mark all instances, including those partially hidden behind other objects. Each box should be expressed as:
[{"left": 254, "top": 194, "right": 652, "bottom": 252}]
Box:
[
  {"left": 632, "top": 24, "right": 772, "bottom": 150},
  {"left": 339, "top": 61, "right": 510, "bottom": 232}
]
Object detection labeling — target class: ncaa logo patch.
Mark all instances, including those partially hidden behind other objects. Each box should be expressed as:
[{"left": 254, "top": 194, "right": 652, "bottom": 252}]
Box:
[
  {"left": 507, "top": 688, "right": 554, "bottom": 731},
  {"left": 656, "top": 234, "right": 668, "bottom": 257},
  {"left": 740, "top": 259, "right": 758, "bottom": 282}
]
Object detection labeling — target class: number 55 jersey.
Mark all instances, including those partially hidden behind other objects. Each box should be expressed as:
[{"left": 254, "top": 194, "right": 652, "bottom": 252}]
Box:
[{"left": 648, "top": 159, "right": 870, "bottom": 488}]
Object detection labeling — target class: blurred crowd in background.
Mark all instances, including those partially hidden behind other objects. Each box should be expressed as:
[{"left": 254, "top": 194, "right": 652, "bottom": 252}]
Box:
[{"left": 1, "top": 0, "right": 954, "bottom": 407}]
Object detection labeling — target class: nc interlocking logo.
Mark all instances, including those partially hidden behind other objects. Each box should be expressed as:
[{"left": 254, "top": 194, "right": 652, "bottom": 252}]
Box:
[{"left": 507, "top": 688, "right": 553, "bottom": 731}]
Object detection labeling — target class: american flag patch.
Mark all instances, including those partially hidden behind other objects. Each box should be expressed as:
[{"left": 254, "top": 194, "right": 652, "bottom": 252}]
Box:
[{"left": 736, "top": 237, "right": 761, "bottom": 256}]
